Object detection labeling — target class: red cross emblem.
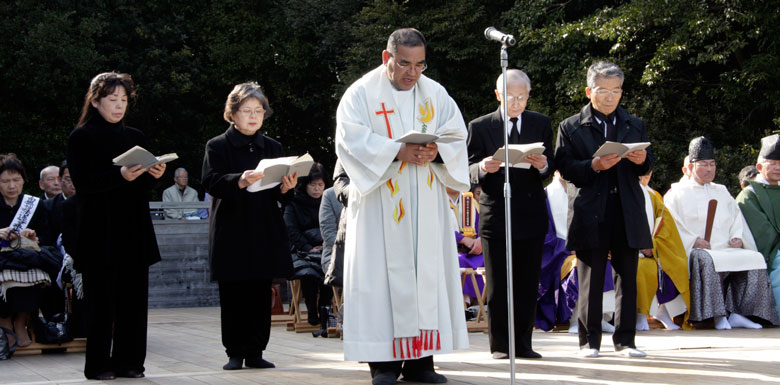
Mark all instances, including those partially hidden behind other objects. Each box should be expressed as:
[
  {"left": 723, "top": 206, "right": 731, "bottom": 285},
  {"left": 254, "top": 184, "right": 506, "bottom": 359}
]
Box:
[{"left": 375, "top": 102, "right": 395, "bottom": 138}]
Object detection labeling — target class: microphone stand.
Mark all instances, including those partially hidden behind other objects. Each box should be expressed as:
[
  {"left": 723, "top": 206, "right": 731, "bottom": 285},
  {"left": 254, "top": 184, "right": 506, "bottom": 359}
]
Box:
[{"left": 498, "top": 43, "right": 517, "bottom": 385}]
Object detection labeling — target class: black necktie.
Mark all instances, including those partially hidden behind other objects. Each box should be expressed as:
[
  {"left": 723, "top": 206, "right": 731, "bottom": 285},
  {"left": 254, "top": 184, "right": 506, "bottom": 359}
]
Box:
[
  {"left": 604, "top": 117, "right": 616, "bottom": 141},
  {"left": 509, "top": 117, "right": 520, "bottom": 144}
]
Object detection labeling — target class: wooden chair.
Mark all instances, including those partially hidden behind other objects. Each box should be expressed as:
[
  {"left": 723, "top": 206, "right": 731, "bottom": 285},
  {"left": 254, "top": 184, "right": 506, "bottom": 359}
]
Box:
[
  {"left": 460, "top": 267, "right": 488, "bottom": 332},
  {"left": 285, "top": 279, "right": 319, "bottom": 333}
]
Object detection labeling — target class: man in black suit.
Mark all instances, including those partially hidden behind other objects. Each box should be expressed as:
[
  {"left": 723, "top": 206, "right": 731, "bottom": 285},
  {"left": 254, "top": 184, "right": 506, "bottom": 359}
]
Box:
[
  {"left": 555, "top": 61, "right": 653, "bottom": 358},
  {"left": 467, "top": 69, "right": 554, "bottom": 359}
]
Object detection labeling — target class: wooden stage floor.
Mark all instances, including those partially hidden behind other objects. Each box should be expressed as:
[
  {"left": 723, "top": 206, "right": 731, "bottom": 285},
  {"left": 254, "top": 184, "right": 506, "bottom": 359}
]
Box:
[{"left": 1, "top": 307, "right": 779, "bottom": 384}]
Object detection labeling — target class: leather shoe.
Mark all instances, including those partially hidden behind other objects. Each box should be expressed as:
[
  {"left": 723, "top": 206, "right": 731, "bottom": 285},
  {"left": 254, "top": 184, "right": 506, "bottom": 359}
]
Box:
[
  {"left": 516, "top": 350, "right": 542, "bottom": 359},
  {"left": 245, "top": 356, "right": 275, "bottom": 369},
  {"left": 116, "top": 370, "right": 145, "bottom": 378},
  {"left": 223, "top": 357, "right": 243, "bottom": 370},
  {"left": 87, "top": 372, "right": 116, "bottom": 380},
  {"left": 372, "top": 370, "right": 398, "bottom": 385},
  {"left": 402, "top": 370, "right": 447, "bottom": 383},
  {"left": 491, "top": 351, "right": 509, "bottom": 359}
]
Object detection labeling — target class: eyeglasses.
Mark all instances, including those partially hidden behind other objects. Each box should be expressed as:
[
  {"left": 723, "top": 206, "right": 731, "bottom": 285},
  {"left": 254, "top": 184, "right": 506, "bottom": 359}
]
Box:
[
  {"left": 500, "top": 94, "right": 527, "bottom": 104},
  {"left": 239, "top": 108, "right": 266, "bottom": 117},
  {"left": 390, "top": 56, "right": 427, "bottom": 73},
  {"left": 593, "top": 88, "right": 623, "bottom": 96}
]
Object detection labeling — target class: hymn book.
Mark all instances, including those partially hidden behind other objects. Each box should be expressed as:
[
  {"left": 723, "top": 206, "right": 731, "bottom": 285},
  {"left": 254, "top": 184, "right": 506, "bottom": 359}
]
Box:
[
  {"left": 592, "top": 141, "right": 650, "bottom": 158},
  {"left": 394, "top": 131, "right": 464, "bottom": 145},
  {"left": 112, "top": 146, "right": 179, "bottom": 169},
  {"left": 492, "top": 142, "right": 545, "bottom": 168},
  {"left": 247, "top": 153, "right": 314, "bottom": 192}
]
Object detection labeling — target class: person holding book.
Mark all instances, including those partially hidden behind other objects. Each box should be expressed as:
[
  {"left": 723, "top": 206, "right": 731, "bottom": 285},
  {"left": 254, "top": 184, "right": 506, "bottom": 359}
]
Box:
[
  {"left": 67, "top": 72, "right": 166, "bottom": 379},
  {"left": 554, "top": 61, "right": 653, "bottom": 358},
  {"left": 202, "top": 81, "right": 297, "bottom": 371},
  {"left": 466, "top": 69, "right": 554, "bottom": 359}
]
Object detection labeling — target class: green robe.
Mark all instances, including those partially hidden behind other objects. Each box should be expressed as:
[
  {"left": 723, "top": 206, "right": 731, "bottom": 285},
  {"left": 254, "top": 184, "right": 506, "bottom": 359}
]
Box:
[{"left": 736, "top": 180, "right": 780, "bottom": 267}]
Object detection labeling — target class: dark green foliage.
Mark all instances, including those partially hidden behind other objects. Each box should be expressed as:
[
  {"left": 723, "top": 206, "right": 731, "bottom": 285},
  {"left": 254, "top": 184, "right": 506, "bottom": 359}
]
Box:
[{"left": 1, "top": 0, "right": 777, "bottom": 198}]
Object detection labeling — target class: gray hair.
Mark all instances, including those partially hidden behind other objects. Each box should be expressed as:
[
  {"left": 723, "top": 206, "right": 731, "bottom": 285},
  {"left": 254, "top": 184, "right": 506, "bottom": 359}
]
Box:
[
  {"left": 386, "top": 28, "right": 426, "bottom": 55},
  {"left": 39, "top": 165, "right": 59, "bottom": 180},
  {"left": 174, "top": 167, "right": 188, "bottom": 178},
  {"left": 496, "top": 69, "right": 532, "bottom": 92},
  {"left": 587, "top": 61, "right": 624, "bottom": 88},
  {"left": 223, "top": 82, "right": 273, "bottom": 123}
]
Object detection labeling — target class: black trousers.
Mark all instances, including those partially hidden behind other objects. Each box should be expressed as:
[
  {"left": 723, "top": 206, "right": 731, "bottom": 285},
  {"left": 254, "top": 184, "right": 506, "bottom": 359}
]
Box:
[
  {"left": 483, "top": 235, "right": 544, "bottom": 355},
  {"left": 368, "top": 355, "right": 435, "bottom": 378},
  {"left": 218, "top": 279, "right": 272, "bottom": 359},
  {"left": 82, "top": 264, "right": 149, "bottom": 377},
  {"left": 300, "top": 276, "right": 334, "bottom": 321},
  {"left": 576, "top": 194, "right": 638, "bottom": 350}
]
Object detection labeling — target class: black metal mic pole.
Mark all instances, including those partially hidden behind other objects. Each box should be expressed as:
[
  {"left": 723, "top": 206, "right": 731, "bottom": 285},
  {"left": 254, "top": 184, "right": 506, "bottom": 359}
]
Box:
[{"left": 500, "top": 41, "right": 517, "bottom": 385}]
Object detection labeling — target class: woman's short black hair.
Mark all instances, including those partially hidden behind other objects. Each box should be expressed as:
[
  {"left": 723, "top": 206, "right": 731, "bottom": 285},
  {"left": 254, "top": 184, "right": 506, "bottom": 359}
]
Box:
[{"left": 0, "top": 153, "right": 27, "bottom": 182}]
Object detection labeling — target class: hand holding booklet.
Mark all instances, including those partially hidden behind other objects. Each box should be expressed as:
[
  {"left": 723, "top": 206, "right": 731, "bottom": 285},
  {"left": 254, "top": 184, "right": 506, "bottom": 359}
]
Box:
[
  {"left": 113, "top": 146, "right": 178, "bottom": 169},
  {"left": 246, "top": 153, "right": 314, "bottom": 192},
  {"left": 492, "top": 142, "right": 545, "bottom": 168},
  {"left": 394, "top": 131, "right": 464, "bottom": 145},
  {"left": 592, "top": 141, "right": 650, "bottom": 158}
]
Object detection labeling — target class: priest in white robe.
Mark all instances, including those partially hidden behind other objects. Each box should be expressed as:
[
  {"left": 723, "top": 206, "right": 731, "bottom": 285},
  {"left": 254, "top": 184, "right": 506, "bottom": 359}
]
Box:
[
  {"left": 335, "top": 28, "right": 469, "bottom": 385},
  {"left": 664, "top": 137, "right": 780, "bottom": 329}
]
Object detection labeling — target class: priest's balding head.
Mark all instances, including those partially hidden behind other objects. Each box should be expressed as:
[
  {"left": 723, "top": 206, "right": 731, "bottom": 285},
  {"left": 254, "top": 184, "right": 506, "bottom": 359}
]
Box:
[
  {"left": 495, "top": 69, "right": 532, "bottom": 118},
  {"left": 382, "top": 28, "right": 427, "bottom": 91},
  {"left": 687, "top": 136, "right": 716, "bottom": 185}
]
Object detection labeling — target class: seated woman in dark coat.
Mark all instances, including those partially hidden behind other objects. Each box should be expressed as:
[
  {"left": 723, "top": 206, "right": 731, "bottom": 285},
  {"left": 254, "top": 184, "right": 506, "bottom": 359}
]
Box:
[
  {"left": 0, "top": 154, "right": 51, "bottom": 349},
  {"left": 202, "top": 82, "right": 297, "bottom": 371},
  {"left": 284, "top": 163, "right": 333, "bottom": 330}
]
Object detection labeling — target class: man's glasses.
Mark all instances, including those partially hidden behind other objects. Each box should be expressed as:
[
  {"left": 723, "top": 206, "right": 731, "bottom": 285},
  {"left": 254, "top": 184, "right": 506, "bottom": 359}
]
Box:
[
  {"left": 391, "top": 56, "right": 427, "bottom": 73},
  {"left": 500, "top": 94, "right": 527, "bottom": 104},
  {"left": 593, "top": 88, "right": 623, "bottom": 96}
]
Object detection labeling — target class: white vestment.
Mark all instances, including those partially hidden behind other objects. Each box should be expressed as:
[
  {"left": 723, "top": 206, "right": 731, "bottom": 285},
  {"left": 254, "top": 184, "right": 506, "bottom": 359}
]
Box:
[
  {"left": 336, "top": 65, "right": 470, "bottom": 362},
  {"left": 664, "top": 179, "right": 766, "bottom": 272}
]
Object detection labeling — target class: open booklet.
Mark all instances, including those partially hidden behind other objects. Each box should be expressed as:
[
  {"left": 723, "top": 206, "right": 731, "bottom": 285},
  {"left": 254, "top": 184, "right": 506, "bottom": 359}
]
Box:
[
  {"left": 394, "top": 131, "right": 464, "bottom": 145},
  {"left": 492, "top": 142, "right": 545, "bottom": 168},
  {"left": 113, "top": 146, "right": 178, "bottom": 169},
  {"left": 246, "top": 153, "right": 314, "bottom": 192},
  {"left": 592, "top": 141, "right": 650, "bottom": 158}
]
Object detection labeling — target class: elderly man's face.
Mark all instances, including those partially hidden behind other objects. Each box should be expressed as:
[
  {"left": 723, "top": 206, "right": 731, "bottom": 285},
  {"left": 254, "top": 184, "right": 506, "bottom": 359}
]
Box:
[
  {"left": 382, "top": 45, "right": 426, "bottom": 91},
  {"left": 39, "top": 167, "right": 61, "bottom": 197},
  {"left": 175, "top": 171, "right": 189, "bottom": 189},
  {"left": 61, "top": 168, "right": 76, "bottom": 198},
  {"left": 691, "top": 159, "right": 717, "bottom": 185},
  {"left": 757, "top": 159, "right": 780, "bottom": 185},
  {"left": 586, "top": 76, "right": 623, "bottom": 116},
  {"left": 495, "top": 81, "right": 529, "bottom": 119}
]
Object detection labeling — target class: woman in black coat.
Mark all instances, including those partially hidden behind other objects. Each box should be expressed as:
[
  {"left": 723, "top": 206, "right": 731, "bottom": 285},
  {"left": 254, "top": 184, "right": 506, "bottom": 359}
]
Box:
[
  {"left": 202, "top": 82, "right": 297, "bottom": 371},
  {"left": 67, "top": 72, "right": 166, "bottom": 380}
]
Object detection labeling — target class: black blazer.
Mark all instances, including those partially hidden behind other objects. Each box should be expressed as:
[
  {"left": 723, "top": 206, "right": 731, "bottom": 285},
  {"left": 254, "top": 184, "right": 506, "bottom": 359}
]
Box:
[
  {"left": 554, "top": 103, "right": 653, "bottom": 251},
  {"left": 467, "top": 109, "right": 555, "bottom": 240},
  {"left": 202, "top": 125, "right": 294, "bottom": 281}
]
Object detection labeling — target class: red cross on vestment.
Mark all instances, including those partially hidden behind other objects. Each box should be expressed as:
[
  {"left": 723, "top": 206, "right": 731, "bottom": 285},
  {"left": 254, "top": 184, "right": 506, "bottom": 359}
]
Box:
[{"left": 375, "top": 102, "right": 395, "bottom": 138}]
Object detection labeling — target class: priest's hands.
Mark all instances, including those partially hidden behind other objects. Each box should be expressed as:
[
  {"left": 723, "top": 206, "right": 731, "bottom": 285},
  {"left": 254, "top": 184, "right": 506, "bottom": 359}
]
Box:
[
  {"left": 238, "top": 170, "right": 264, "bottom": 189},
  {"left": 526, "top": 154, "right": 547, "bottom": 170},
  {"left": 694, "top": 237, "right": 711, "bottom": 249},
  {"left": 397, "top": 143, "right": 437, "bottom": 166},
  {"left": 729, "top": 238, "right": 743, "bottom": 248},
  {"left": 480, "top": 156, "right": 502, "bottom": 173},
  {"left": 592, "top": 154, "right": 620, "bottom": 172},
  {"left": 626, "top": 149, "right": 647, "bottom": 165},
  {"left": 147, "top": 163, "right": 166, "bottom": 179},
  {"left": 280, "top": 172, "right": 298, "bottom": 194},
  {"left": 460, "top": 236, "right": 483, "bottom": 255},
  {"left": 121, "top": 165, "right": 145, "bottom": 182}
]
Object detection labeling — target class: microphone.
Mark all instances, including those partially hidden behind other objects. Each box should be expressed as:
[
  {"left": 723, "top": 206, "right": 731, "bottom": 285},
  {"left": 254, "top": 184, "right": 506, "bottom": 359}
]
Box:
[{"left": 484, "top": 27, "right": 516, "bottom": 46}]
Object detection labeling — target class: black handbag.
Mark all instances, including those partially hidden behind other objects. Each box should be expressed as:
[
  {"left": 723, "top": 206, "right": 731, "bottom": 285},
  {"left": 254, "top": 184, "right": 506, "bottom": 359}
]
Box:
[
  {"left": 0, "top": 326, "right": 17, "bottom": 360},
  {"left": 33, "top": 313, "right": 73, "bottom": 345}
]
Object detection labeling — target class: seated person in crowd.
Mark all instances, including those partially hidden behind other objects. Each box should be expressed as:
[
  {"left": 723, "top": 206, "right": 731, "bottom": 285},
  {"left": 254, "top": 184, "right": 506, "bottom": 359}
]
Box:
[
  {"left": 162, "top": 167, "right": 200, "bottom": 219},
  {"left": 446, "top": 184, "right": 483, "bottom": 304},
  {"left": 319, "top": 185, "right": 343, "bottom": 284},
  {"left": 664, "top": 136, "right": 780, "bottom": 329},
  {"left": 636, "top": 171, "right": 690, "bottom": 331},
  {"left": 738, "top": 165, "right": 759, "bottom": 190},
  {"left": 284, "top": 163, "right": 333, "bottom": 326},
  {"left": 38, "top": 165, "right": 61, "bottom": 201},
  {"left": 737, "top": 134, "right": 780, "bottom": 321},
  {"left": 0, "top": 154, "right": 53, "bottom": 347}
]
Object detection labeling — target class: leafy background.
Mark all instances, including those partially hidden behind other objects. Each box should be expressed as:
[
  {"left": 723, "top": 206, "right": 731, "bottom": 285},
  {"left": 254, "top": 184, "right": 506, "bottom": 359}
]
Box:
[{"left": 1, "top": 0, "right": 777, "bottom": 198}]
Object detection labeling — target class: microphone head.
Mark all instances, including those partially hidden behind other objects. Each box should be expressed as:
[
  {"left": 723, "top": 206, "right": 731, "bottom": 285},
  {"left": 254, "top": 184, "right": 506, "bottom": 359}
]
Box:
[{"left": 505, "top": 35, "right": 517, "bottom": 46}]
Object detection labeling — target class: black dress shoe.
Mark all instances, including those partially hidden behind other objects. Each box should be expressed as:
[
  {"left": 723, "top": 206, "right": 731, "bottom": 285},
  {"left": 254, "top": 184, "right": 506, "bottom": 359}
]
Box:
[
  {"left": 516, "top": 350, "right": 542, "bottom": 359},
  {"left": 223, "top": 357, "right": 243, "bottom": 370},
  {"left": 117, "top": 370, "right": 145, "bottom": 378},
  {"left": 245, "top": 356, "right": 275, "bottom": 369},
  {"left": 87, "top": 372, "right": 116, "bottom": 380},
  {"left": 371, "top": 370, "right": 398, "bottom": 385},
  {"left": 402, "top": 370, "right": 447, "bottom": 383}
]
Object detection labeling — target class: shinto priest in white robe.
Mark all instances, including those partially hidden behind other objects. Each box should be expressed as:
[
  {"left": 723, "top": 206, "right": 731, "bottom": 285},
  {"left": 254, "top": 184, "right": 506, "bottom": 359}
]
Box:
[{"left": 335, "top": 65, "right": 470, "bottom": 362}]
